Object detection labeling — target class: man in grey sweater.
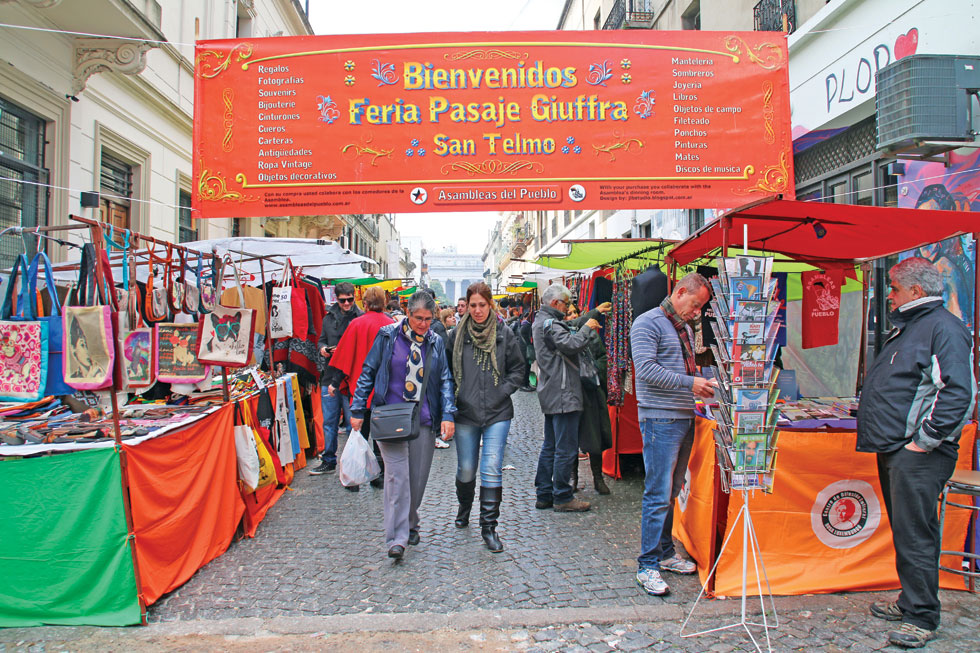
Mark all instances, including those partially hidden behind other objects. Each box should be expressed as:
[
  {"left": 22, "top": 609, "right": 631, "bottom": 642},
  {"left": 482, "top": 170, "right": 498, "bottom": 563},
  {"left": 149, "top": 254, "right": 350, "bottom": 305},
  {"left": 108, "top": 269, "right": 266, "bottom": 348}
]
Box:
[{"left": 630, "top": 272, "right": 715, "bottom": 596}]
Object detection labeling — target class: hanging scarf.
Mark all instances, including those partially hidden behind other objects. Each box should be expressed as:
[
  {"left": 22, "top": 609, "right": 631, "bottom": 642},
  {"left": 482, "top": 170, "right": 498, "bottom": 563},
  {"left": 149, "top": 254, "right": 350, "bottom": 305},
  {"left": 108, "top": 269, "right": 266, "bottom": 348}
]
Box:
[
  {"left": 452, "top": 313, "right": 499, "bottom": 396},
  {"left": 401, "top": 319, "right": 426, "bottom": 402},
  {"left": 660, "top": 296, "right": 697, "bottom": 375}
]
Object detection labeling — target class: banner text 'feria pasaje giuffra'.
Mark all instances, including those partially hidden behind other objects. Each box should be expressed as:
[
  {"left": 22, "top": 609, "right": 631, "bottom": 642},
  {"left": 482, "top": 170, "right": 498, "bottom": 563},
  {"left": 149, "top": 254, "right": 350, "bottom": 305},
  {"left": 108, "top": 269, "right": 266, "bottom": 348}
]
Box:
[{"left": 192, "top": 31, "right": 793, "bottom": 218}]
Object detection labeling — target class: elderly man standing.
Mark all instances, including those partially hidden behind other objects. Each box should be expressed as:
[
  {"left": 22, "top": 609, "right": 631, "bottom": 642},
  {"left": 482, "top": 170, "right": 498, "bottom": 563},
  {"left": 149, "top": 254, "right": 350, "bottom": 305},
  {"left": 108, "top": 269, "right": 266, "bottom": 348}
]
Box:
[
  {"left": 532, "top": 284, "right": 600, "bottom": 513},
  {"left": 310, "top": 282, "right": 362, "bottom": 475},
  {"left": 631, "top": 272, "right": 715, "bottom": 596},
  {"left": 858, "top": 257, "right": 976, "bottom": 649}
]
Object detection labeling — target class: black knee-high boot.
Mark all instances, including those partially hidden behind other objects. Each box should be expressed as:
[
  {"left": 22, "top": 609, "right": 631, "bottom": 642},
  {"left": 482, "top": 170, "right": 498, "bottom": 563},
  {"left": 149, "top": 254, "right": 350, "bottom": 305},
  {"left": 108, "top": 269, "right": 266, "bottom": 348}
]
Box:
[
  {"left": 571, "top": 462, "right": 579, "bottom": 492},
  {"left": 590, "top": 454, "right": 610, "bottom": 495},
  {"left": 455, "top": 479, "right": 476, "bottom": 528},
  {"left": 479, "top": 486, "right": 504, "bottom": 552}
]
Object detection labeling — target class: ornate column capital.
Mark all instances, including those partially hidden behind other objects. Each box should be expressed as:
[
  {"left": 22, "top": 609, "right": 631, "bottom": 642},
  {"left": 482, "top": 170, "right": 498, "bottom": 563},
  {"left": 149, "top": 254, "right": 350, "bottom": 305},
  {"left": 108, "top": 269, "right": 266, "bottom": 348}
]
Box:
[{"left": 72, "top": 37, "right": 158, "bottom": 96}]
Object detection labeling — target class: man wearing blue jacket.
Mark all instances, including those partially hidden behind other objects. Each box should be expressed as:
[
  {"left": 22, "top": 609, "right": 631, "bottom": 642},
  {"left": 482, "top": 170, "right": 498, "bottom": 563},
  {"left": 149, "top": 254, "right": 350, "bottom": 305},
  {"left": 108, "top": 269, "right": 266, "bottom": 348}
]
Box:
[
  {"left": 631, "top": 273, "right": 715, "bottom": 597},
  {"left": 858, "top": 257, "right": 976, "bottom": 649}
]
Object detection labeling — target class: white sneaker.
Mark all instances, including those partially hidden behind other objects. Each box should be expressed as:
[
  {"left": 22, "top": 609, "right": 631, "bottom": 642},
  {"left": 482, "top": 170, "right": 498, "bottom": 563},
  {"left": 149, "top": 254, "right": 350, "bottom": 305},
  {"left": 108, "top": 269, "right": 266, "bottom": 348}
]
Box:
[
  {"left": 660, "top": 553, "right": 697, "bottom": 575},
  {"left": 636, "top": 568, "right": 670, "bottom": 596},
  {"left": 434, "top": 438, "right": 450, "bottom": 449}
]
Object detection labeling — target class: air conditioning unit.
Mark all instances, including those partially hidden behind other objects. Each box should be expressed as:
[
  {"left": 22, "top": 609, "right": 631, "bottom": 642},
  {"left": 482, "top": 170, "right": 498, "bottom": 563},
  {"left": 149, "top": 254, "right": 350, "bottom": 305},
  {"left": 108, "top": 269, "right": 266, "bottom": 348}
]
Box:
[{"left": 875, "top": 55, "right": 980, "bottom": 150}]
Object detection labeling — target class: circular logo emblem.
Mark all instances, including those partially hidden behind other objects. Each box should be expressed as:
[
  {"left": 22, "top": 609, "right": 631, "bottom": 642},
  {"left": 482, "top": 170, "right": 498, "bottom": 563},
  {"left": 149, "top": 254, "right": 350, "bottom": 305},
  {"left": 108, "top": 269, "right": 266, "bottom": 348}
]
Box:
[
  {"left": 568, "top": 184, "right": 586, "bottom": 202},
  {"left": 810, "top": 480, "right": 880, "bottom": 549},
  {"left": 410, "top": 187, "right": 427, "bottom": 204},
  {"left": 677, "top": 467, "right": 693, "bottom": 512}
]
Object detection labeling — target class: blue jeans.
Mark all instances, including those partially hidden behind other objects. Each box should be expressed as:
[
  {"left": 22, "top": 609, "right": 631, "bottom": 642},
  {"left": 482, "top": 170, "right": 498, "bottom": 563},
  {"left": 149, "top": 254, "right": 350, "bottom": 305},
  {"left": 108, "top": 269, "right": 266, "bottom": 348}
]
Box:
[
  {"left": 638, "top": 417, "right": 694, "bottom": 571},
  {"left": 535, "top": 412, "right": 581, "bottom": 504},
  {"left": 455, "top": 420, "right": 511, "bottom": 487},
  {"left": 320, "top": 389, "right": 352, "bottom": 464}
]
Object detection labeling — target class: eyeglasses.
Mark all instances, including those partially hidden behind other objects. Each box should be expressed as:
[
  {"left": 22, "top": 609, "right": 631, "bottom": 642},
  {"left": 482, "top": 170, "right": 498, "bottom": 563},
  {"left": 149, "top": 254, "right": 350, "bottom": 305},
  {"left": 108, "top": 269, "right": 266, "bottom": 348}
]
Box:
[{"left": 337, "top": 297, "right": 354, "bottom": 304}]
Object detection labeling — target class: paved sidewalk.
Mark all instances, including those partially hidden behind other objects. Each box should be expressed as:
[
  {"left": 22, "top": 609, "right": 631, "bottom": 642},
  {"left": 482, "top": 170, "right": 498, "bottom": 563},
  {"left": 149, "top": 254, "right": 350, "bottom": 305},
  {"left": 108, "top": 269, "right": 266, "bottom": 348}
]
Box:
[{"left": 1, "top": 392, "right": 977, "bottom": 651}]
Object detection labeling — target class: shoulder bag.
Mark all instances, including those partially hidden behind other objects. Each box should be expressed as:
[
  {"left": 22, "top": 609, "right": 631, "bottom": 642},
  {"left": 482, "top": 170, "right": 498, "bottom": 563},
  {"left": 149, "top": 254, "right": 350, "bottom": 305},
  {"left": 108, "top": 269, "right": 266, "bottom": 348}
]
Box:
[
  {"left": 369, "top": 355, "right": 431, "bottom": 442},
  {"left": 197, "top": 255, "right": 257, "bottom": 368},
  {"left": 0, "top": 254, "right": 49, "bottom": 401}
]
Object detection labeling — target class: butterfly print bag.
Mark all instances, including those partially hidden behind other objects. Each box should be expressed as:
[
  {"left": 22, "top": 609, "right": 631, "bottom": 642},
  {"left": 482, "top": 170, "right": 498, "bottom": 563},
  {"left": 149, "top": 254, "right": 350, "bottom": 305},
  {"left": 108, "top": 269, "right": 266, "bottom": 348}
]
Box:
[{"left": 197, "top": 255, "right": 256, "bottom": 368}]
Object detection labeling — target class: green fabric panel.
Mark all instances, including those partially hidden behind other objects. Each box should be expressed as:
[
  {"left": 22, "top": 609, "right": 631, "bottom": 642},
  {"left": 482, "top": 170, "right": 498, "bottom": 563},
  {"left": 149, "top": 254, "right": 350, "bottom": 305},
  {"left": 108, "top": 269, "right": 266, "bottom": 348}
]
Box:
[
  {"left": 0, "top": 448, "right": 141, "bottom": 627},
  {"left": 535, "top": 240, "right": 675, "bottom": 270},
  {"left": 326, "top": 277, "right": 386, "bottom": 286}
]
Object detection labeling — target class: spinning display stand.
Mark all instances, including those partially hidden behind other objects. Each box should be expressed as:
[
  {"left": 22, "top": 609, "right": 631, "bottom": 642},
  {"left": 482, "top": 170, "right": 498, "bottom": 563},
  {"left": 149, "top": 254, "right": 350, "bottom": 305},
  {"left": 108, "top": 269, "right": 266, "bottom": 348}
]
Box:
[{"left": 680, "top": 255, "right": 782, "bottom": 652}]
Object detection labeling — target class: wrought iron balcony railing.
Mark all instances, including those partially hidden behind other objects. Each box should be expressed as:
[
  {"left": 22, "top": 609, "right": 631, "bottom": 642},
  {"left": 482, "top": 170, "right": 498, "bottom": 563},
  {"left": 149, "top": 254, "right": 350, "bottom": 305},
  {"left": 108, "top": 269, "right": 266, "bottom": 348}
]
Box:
[
  {"left": 753, "top": 0, "right": 796, "bottom": 33},
  {"left": 603, "top": 0, "right": 657, "bottom": 30}
]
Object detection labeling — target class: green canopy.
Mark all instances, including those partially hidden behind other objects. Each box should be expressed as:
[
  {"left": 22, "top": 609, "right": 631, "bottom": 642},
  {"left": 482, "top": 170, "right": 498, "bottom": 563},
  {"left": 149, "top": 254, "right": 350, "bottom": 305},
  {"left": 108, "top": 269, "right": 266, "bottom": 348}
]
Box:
[
  {"left": 534, "top": 239, "right": 676, "bottom": 271},
  {"left": 396, "top": 286, "right": 418, "bottom": 297}
]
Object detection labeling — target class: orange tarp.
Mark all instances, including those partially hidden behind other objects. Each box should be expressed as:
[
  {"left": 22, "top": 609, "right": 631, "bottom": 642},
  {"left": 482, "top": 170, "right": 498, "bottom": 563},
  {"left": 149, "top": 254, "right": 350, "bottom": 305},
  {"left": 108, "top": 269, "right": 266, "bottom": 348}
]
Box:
[
  {"left": 124, "top": 404, "right": 245, "bottom": 606},
  {"left": 709, "top": 424, "right": 977, "bottom": 596},
  {"left": 674, "top": 416, "right": 724, "bottom": 586}
]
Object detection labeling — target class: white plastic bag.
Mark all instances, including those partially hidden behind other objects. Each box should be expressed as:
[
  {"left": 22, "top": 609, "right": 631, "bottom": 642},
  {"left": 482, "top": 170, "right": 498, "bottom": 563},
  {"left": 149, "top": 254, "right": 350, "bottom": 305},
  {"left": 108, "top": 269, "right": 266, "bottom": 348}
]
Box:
[
  {"left": 339, "top": 430, "right": 381, "bottom": 487},
  {"left": 234, "top": 424, "right": 261, "bottom": 492}
]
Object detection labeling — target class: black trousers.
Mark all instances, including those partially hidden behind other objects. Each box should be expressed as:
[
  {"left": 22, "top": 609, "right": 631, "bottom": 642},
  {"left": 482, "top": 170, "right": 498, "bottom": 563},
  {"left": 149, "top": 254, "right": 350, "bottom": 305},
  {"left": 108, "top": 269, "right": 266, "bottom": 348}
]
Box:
[{"left": 877, "top": 447, "right": 957, "bottom": 630}]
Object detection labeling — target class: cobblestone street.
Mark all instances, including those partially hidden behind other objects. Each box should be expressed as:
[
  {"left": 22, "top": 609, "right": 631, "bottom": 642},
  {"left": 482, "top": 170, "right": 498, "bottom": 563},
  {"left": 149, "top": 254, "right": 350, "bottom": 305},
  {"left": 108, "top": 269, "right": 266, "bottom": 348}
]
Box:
[{"left": 2, "top": 392, "right": 978, "bottom": 651}]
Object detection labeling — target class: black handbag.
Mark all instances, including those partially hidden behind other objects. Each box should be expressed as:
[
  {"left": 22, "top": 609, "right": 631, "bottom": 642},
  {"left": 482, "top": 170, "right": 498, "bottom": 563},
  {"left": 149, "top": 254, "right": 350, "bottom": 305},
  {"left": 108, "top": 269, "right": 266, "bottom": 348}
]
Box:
[{"left": 370, "top": 359, "right": 431, "bottom": 442}]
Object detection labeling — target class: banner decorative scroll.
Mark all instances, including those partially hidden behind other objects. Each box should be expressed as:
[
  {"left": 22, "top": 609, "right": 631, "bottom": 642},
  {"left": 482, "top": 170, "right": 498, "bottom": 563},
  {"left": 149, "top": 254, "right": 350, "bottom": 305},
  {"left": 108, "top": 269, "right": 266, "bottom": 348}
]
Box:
[{"left": 193, "top": 31, "right": 793, "bottom": 217}]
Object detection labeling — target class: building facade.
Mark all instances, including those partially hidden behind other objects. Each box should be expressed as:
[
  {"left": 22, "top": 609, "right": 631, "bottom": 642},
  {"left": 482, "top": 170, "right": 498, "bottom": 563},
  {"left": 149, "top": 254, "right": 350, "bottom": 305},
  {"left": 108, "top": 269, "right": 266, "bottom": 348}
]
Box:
[
  {"left": 426, "top": 246, "right": 484, "bottom": 303},
  {"left": 0, "top": 0, "right": 314, "bottom": 269}
]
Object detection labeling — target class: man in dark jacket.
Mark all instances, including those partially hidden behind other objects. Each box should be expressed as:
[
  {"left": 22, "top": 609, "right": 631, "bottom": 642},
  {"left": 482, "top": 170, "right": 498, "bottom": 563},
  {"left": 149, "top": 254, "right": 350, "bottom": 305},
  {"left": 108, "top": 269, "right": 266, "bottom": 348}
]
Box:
[
  {"left": 857, "top": 257, "right": 976, "bottom": 649},
  {"left": 532, "top": 283, "right": 599, "bottom": 513},
  {"left": 310, "top": 282, "right": 362, "bottom": 475}
]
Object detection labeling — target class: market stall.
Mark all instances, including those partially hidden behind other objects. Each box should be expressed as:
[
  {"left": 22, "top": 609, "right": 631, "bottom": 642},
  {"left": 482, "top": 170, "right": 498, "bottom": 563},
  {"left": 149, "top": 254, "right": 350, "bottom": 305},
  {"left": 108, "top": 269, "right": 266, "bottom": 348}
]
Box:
[
  {"left": 0, "top": 217, "right": 358, "bottom": 626},
  {"left": 664, "top": 196, "right": 979, "bottom": 596}
]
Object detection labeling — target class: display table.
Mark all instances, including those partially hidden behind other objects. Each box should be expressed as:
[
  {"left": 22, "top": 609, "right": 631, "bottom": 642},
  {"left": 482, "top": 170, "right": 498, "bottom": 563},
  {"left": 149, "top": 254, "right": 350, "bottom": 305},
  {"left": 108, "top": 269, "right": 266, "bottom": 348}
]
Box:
[
  {"left": 0, "top": 376, "right": 313, "bottom": 627},
  {"left": 675, "top": 417, "right": 978, "bottom": 596}
]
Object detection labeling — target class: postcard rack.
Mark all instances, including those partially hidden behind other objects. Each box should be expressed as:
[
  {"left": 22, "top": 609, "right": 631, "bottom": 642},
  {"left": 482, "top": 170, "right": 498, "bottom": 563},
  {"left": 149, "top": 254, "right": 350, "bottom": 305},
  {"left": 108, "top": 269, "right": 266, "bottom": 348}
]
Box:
[{"left": 681, "top": 254, "right": 782, "bottom": 653}]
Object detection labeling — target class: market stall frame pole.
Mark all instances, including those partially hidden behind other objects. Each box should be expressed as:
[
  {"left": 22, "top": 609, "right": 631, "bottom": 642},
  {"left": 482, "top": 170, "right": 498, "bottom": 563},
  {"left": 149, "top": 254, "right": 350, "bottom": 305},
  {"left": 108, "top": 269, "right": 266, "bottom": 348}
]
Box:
[
  {"left": 86, "top": 219, "right": 149, "bottom": 625},
  {"left": 974, "top": 232, "right": 979, "bottom": 422},
  {"left": 680, "top": 490, "right": 778, "bottom": 653}
]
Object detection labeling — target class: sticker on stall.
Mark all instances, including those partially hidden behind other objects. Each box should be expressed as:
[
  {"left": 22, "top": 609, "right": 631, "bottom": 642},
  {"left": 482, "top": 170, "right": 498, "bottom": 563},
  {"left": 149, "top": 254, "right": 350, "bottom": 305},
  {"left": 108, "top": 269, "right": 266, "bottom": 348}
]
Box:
[{"left": 810, "top": 479, "right": 881, "bottom": 549}]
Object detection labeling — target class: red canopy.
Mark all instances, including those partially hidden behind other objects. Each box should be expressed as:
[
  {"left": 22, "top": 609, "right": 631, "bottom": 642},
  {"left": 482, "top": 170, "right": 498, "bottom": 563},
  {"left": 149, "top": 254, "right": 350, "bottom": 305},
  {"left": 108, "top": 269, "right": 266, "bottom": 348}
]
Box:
[{"left": 667, "top": 197, "right": 979, "bottom": 267}]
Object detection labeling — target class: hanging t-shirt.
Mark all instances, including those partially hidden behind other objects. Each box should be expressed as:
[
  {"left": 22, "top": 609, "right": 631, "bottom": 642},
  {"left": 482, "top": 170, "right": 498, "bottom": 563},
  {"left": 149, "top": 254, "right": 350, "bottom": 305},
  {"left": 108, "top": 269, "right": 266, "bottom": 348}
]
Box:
[{"left": 801, "top": 269, "right": 844, "bottom": 349}]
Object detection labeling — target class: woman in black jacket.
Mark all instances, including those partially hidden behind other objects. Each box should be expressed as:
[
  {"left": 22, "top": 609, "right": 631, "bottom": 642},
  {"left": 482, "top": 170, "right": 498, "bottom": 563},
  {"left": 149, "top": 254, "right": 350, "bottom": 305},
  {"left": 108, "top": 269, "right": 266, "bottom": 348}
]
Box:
[{"left": 446, "top": 282, "right": 526, "bottom": 552}]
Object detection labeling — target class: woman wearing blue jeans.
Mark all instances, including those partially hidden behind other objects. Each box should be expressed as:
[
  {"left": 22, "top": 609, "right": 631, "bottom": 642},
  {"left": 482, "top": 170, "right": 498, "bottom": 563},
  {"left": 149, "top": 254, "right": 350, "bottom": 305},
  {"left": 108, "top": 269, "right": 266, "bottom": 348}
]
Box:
[{"left": 445, "top": 282, "right": 527, "bottom": 552}]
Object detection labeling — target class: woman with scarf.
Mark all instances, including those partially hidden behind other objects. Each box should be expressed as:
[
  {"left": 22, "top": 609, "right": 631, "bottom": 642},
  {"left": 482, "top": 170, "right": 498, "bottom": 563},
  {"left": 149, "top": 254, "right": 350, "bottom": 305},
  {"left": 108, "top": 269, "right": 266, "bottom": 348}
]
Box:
[
  {"left": 446, "top": 282, "right": 526, "bottom": 552},
  {"left": 349, "top": 291, "right": 456, "bottom": 560}
]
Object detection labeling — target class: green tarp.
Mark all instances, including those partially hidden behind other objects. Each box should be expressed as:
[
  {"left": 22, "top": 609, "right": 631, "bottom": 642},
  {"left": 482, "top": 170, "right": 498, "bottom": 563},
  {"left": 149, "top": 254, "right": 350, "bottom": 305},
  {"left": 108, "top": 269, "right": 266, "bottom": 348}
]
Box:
[
  {"left": 0, "top": 448, "right": 142, "bottom": 627},
  {"left": 534, "top": 239, "right": 676, "bottom": 271}
]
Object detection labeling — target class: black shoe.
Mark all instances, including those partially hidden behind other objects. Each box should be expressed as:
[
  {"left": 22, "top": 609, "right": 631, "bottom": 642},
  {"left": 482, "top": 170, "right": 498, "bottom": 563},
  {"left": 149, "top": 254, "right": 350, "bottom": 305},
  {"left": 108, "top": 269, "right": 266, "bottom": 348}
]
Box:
[
  {"left": 870, "top": 601, "right": 903, "bottom": 621},
  {"left": 407, "top": 531, "right": 420, "bottom": 546},
  {"left": 345, "top": 485, "right": 360, "bottom": 492},
  {"left": 387, "top": 545, "right": 404, "bottom": 559},
  {"left": 535, "top": 499, "right": 553, "bottom": 509},
  {"left": 519, "top": 385, "right": 535, "bottom": 392},
  {"left": 888, "top": 623, "right": 936, "bottom": 648},
  {"left": 370, "top": 476, "right": 384, "bottom": 489},
  {"left": 455, "top": 479, "right": 476, "bottom": 528},
  {"left": 308, "top": 460, "right": 336, "bottom": 475},
  {"left": 479, "top": 486, "right": 504, "bottom": 553}
]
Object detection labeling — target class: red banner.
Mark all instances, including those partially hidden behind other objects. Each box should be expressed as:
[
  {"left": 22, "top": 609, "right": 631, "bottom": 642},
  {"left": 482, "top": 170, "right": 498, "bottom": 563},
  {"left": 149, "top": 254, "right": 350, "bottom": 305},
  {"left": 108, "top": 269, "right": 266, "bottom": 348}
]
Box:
[{"left": 193, "top": 31, "right": 793, "bottom": 217}]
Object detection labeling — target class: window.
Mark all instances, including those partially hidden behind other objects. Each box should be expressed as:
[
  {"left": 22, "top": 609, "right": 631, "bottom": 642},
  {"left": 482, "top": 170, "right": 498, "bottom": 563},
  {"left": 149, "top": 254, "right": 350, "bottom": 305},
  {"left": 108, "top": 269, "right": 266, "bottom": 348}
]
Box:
[
  {"left": 853, "top": 171, "right": 873, "bottom": 206},
  {"left": 550, "top": 213, "right": 557, "bottom": 239},
  {"left": 588, "top": 221, "right": 595, "bottom": 239},
  {"left": 0, "top": 96, "right": 48, "bottom": 270},
  {"left": 682, "top": 0, "right": 701, "bottom": 30},
  {"left": 232, "top": 217, "right": 242, "bottom": 237},
  {"left": 236, "top": 0, "right": 253, "bottom": 38},
  {"left": 178, "top": 190, "right": 197, "bottom": 242},
  {"left": 100, "top": 151, "right": 133, "bottom": 243},
  {"left": 563, "top": 210, "right": 572, "bottom": 227}
]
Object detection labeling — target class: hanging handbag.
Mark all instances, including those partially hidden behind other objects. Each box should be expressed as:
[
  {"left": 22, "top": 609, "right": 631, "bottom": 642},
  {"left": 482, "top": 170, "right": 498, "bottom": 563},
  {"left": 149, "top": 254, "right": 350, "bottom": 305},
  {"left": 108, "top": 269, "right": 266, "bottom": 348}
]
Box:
[
  {"left": 117, "top": 255, "right": 154, "bottom": 388},
  {"left": 369, "top": 361, "right": 430, "bottom": 442},
  {"left": 144, "top": 241, "right": 169, "bottom": 322},
  {"left": 155, "top": 322, "right": 209, "bottom": 384},
  {"left": 198, "top": 254, "right": 218, "bottom": 314},
  {"left": 233, "top": 402, "right": 262, "bottom": 492},
  {"left": 197, "top": 255, "right": 257, "bottom": 368},
  {"left": 269, "top": 264, "right": 294, "bottom": 339},
  {"left": 0, "top": 254, "right": 49, "bottom": 401},
  {"left": 183, "top": 253, "right": 201, "bottom": 314},
  {"left": 166, "top": 244, "right": 185, "bottom": 314},
  {"left": 27, "top": 251, "right": 73, "bottom": 396},
  {"left": 63, "top": 244, "right": 115, "bottom": 391}
]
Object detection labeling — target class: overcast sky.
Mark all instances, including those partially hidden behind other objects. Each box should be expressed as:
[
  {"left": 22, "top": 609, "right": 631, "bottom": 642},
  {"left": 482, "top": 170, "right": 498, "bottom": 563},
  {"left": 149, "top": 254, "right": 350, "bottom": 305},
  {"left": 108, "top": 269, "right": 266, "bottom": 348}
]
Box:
[{"left": 307, "top": 0, "right": 566, "bottom": 255}]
